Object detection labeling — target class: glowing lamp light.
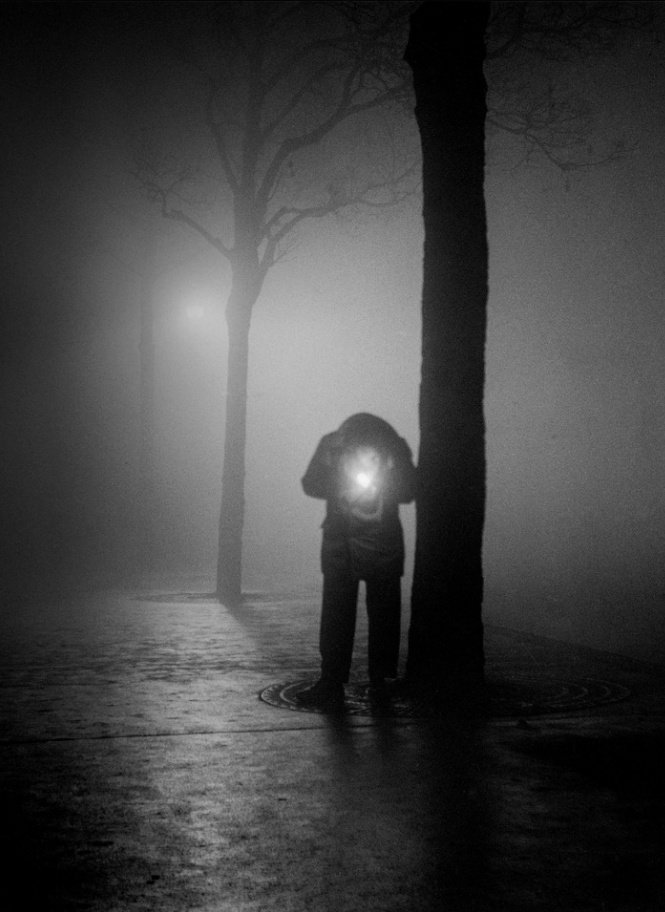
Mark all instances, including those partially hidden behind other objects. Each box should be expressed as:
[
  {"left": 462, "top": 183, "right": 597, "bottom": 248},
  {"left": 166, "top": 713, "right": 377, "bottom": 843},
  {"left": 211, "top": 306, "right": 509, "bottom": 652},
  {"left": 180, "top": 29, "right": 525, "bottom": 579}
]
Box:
[{"left": 185, "top": 303, "right": 205, "bottom": 321}]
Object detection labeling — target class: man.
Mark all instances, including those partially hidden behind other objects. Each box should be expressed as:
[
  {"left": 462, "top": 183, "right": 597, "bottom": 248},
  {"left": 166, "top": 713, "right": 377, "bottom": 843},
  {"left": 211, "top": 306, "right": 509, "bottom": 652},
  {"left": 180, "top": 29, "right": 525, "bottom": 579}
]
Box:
[{"left": 298, "top": 413, "right": 417, "bottom": 708}]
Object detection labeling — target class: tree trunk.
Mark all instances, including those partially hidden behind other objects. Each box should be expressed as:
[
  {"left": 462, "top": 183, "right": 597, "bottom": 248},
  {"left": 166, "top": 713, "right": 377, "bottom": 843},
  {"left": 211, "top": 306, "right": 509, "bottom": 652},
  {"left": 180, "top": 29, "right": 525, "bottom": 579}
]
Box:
[
  {"left": 405, "top": 1, "right": 490, "bottom": 692},
  {"left": 216, "top": 276, "right": 256, "bottom": 606},
  {"left": 136, "top": 255, "right": 156, "bottom": 583}
]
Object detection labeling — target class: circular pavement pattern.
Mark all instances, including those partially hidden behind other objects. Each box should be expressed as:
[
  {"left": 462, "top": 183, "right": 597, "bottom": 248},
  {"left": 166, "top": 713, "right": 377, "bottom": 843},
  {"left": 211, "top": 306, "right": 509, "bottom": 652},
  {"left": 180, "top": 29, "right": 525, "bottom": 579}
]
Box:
[
  {"left": 132, "top": 595, "right": 632, "bottom": 718},
  {"left": 259, "top": 674, "right": 631, "bottom": 718},
  {"left": 134, "top": 592, "right": 222, "bottom": 604}
]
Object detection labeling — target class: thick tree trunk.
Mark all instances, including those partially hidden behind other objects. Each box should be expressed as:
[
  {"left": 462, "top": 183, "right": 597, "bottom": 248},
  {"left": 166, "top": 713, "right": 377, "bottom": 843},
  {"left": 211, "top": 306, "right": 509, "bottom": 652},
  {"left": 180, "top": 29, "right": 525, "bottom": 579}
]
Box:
[{"left": 405, "top": 1, "right": 490, "bottom": 691}]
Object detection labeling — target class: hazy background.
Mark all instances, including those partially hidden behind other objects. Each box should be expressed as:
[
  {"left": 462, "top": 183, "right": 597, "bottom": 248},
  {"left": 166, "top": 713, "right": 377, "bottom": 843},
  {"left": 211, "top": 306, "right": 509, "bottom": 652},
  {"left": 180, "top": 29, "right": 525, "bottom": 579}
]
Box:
[{"left": 2, "top": 2, "right": 664, "bottom": 663}]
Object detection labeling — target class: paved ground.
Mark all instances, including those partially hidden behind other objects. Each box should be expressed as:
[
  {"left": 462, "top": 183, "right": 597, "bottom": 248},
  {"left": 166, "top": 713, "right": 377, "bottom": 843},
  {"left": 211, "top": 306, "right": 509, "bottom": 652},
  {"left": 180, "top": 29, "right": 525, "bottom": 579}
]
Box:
[{"left": 1, "top": 585, "right": 664, "bottom": 911}]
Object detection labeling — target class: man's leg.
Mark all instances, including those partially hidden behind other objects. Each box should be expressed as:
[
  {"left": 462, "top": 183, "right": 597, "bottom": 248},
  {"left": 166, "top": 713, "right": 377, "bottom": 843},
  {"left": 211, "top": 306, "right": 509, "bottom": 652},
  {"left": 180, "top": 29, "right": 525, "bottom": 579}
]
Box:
[
  {"left": 366, "top": 576, "right": 401, "bottom": 683},
  {"left": 297, "top": 570, "right": 358, "bottom": 708},
  {"left": 320, "top": 570, "right": 359, "bottom": 684}
]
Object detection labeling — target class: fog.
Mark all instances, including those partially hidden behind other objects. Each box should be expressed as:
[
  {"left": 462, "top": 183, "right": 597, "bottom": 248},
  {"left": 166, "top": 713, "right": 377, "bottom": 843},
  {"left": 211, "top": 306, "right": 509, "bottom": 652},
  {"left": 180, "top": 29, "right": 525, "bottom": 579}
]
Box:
[{"left": 2, "top": 3, "right": 664, "bottom": 663}]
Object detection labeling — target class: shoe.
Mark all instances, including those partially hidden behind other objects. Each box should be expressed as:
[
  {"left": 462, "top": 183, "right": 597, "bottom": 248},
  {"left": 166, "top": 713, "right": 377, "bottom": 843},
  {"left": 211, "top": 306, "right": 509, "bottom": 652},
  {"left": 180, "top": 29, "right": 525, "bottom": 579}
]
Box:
[{"left": 296, "top": 679, "right": 345, "bottom": 709}]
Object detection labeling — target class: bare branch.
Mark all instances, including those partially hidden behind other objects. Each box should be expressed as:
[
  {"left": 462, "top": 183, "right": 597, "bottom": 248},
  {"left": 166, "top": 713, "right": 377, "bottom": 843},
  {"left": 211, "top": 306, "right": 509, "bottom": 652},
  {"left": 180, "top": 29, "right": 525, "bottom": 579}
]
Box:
[
  {"left": 487, "top": 2, "right": 527, "bottom": 61},
  {"left": 485, "top": 1, "right": 657, "bottom": 174},
  {"left": 131, "top": 151, "right": 232, "bottom": 259},
  {"left": 487, "top": 80, "right": 630, "bottom": 175},
  {"left": 258, "top": 202, "right": 331, "bottom": 278},
  {"left": 488, "top": 1, "right": 656, "bottom": 61},
  {"left": 255, "top": 70, "right": 408, "bottom": 219},
  {"left": 259, "top": 156, "right": 416, "bottom": 277},
  {"left": 263, "top": 35, "right": 353, "bottom": 101},
  {"left": 204, "top": 75, "right": 241, "bottom": 194},
  {"left": 162, "top": 207, "right": 232, "bottom": 260},
  {"left": 260, "top": 53, "right": 354, "bottom": 145}
]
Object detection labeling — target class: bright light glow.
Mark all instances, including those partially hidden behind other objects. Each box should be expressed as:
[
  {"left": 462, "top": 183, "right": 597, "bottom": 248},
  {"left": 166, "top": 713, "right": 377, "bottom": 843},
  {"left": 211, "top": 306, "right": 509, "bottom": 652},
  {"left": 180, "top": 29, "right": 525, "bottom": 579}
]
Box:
[
  {"left": 185, "top": 303, "right": 206, "bottom": 321},
  {"left": 356, "top": 471, "right": 373, "bottom": 489},
  {"left": 345, "top": 447, "right": 381, "bottom": 496}
]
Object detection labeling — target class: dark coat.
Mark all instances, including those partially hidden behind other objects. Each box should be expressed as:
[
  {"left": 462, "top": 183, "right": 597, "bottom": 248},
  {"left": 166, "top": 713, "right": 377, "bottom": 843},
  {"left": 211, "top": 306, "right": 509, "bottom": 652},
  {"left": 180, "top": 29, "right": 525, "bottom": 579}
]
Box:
[{"left": 302, "top": 414, "right": 417, "bottom": 580}]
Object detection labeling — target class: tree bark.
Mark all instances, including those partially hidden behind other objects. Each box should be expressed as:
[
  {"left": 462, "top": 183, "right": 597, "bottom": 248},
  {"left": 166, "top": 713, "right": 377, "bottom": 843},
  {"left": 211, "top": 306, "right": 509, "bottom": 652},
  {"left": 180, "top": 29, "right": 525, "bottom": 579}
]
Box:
[
  {"left": 405, "top": 1, "right": 490, "bottom": 691},
  {"left": 136, "top": 252, "right": 156, "bottom": 582},
  {"left": 216, "top": 253, "right": 261, "bottom": 605}
]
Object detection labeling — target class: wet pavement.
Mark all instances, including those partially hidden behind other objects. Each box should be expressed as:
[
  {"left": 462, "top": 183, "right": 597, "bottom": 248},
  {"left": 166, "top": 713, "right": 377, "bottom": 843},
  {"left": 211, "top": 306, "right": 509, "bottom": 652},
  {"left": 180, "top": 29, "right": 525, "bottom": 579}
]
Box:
[{"left": 1, "top": 585, "right": 664, "bottom": 910}]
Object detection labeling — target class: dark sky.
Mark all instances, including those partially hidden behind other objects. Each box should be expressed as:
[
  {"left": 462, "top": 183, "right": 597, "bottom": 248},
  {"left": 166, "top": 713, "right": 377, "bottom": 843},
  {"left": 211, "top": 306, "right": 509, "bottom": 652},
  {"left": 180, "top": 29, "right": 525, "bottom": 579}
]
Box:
[{"left": 2, "top": 2, "right": 665, "bottom": 662}]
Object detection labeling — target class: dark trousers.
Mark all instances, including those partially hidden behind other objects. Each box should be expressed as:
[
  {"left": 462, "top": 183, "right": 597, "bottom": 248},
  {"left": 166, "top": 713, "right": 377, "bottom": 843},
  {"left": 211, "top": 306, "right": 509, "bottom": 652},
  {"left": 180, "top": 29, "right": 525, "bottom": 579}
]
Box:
[{"left": 319, "top": 570, "right": 401, "bottom": 684}]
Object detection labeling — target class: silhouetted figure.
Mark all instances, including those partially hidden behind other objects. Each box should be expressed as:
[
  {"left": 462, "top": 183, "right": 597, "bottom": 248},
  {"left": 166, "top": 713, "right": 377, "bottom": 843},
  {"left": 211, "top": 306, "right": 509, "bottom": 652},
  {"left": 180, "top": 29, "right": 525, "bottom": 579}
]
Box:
[{"left": 298, "top": 413, "right": 417, "bottom": 708}]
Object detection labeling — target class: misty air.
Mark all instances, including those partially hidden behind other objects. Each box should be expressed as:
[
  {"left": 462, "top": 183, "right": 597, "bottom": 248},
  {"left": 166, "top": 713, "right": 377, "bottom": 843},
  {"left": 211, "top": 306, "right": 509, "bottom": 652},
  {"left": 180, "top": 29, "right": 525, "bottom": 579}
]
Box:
[{"left": 1, "top": 2, "right": 665, "bottom": 910}]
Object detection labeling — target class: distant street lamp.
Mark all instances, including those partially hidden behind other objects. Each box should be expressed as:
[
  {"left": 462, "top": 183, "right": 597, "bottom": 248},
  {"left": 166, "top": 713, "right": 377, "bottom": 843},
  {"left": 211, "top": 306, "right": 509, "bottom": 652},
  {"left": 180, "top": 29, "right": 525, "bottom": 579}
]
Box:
[{"left": 184, "top": 302, "right": 205, "bottom": 322}]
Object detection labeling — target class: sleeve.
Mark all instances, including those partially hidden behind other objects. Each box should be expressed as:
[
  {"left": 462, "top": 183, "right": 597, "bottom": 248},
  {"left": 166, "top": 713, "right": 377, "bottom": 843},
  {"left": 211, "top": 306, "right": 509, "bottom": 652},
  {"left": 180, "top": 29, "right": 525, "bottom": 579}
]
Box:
[{"left": 301, "top": 433, "right": 340, "bottom": 500}]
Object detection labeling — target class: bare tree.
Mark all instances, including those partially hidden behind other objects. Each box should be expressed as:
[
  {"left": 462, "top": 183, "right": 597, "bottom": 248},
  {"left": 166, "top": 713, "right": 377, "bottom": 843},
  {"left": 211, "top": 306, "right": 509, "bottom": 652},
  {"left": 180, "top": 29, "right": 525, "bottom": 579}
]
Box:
[
  {"left": 404, "top": 0, "right": 658, "bottom": 692},
  {"left": 405, "top": 0, "right": 490, "bottom": 695},
  {"left": 485, "top": 0, "right": 657, "bottom": 174},
  {"left": 134, "top": 0, "right": 417, "bottom": 605},
  {"left": 132, "top": 0, "right": 655, "bottom": 613}
]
